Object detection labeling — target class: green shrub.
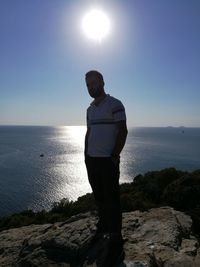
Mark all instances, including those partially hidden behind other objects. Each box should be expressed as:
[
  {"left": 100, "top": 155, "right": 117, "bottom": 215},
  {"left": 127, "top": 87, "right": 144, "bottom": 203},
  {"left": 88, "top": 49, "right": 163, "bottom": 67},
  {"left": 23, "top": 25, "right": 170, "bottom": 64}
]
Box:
[
  {"left": 0, "top": 168, "right": 200, "bottom": 238},
  {"left": 73, "top": 193, "right": 96, "bottom": 214},
  {"left": 132, "top": 168, "right": 185, "bottom": 203},
  {"left": 162, "top": 172, "right": 200, "bottom": 210},
  {"left": 51, "top": 198, "right": 74, "bottom": 216}
]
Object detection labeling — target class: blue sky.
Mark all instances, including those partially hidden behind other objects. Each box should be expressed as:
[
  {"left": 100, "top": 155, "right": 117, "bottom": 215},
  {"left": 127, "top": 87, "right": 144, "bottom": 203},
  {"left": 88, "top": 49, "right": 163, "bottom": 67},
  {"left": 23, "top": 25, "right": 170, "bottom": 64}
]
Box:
[{"left": 0, "top": 0, "right": 200, "bottom": 127}]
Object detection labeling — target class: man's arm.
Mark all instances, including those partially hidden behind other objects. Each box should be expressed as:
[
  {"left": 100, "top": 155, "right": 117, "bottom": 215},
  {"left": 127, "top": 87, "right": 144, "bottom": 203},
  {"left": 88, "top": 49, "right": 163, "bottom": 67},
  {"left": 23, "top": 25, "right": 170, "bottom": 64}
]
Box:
[
  {"left": 84, "top": 127, "right": 91, "bottom": 157},
  {"left": 112, "top": 120, "right": 128, "bottom": 157}
]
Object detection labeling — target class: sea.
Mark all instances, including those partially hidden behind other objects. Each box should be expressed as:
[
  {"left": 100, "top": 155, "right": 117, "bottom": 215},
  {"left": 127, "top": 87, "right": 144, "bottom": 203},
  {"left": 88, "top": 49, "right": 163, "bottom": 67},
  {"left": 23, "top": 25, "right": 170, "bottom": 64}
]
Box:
[{"left": 0, "top": 125, "right": 199, "bottom": 217}]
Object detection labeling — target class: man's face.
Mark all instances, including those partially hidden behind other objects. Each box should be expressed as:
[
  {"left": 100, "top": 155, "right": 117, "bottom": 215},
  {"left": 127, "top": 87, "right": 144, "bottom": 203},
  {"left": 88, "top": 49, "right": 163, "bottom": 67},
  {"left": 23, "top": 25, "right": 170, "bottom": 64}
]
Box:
[{"left": 85, "top": 75, "right": 103, "bottom": 98}]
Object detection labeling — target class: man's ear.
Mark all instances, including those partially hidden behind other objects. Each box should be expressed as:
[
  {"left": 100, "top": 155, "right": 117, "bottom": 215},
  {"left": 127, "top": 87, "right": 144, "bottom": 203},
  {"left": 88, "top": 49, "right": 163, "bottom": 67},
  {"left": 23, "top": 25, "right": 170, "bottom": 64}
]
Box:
[{"left": 102, "top": 81, "right": 105, "bottom": 87}]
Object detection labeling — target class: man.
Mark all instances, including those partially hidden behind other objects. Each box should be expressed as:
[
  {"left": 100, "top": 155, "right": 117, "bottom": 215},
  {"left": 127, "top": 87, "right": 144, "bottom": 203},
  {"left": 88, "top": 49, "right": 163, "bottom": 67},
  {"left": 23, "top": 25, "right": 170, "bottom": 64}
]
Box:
[{"left": 84, "top": 70, "right": 128, "bottom": 266}]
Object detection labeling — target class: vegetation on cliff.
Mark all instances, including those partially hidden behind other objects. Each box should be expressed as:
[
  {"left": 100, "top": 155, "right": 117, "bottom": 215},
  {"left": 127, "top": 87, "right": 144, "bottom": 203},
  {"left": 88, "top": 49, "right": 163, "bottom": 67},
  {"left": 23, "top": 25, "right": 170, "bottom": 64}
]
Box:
[{"left": 0, "top": 168, "right": 199, "bottom": 237}]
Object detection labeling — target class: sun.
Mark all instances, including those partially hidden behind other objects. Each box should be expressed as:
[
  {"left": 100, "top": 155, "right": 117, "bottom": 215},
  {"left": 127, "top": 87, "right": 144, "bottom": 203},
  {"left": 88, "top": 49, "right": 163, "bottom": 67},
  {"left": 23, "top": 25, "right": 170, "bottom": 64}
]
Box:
[{"left": 82, "top": 8, "right": 111, "bottom": 42}]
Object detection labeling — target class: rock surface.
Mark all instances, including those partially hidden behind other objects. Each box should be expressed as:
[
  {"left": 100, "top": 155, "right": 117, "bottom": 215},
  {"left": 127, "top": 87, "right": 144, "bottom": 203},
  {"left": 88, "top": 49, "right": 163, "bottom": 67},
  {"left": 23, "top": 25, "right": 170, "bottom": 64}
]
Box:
[{"left": 0, "top": 207, "right": 199, "bottom": 267}]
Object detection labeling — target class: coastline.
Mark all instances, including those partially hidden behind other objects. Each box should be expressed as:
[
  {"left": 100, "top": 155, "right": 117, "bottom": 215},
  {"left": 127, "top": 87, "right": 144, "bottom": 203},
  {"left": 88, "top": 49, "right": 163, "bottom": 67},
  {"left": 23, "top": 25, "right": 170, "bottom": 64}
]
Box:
[
  {"left": 1, "top": 126, "right": 200, "bottom": 216},
  {"left": 0, "top": 167, "right": 199, "bottom": 238}
]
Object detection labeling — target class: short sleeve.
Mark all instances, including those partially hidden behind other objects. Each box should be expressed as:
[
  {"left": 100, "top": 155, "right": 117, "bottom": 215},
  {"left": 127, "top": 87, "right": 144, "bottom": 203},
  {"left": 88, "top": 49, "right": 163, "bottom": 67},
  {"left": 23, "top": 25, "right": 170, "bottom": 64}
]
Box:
[{"left": 112, "top": 100, "right": 126, "bottom": 122}]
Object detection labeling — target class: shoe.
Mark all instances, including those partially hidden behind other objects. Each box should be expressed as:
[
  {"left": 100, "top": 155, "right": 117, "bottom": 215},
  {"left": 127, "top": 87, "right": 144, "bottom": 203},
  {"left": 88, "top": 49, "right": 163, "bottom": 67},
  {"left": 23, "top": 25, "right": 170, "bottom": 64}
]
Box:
[
  {"left": 85, "top": 232, "right": 104, "bottom": 264},
  {"left": 96, "top": 234, "right": 125, "bottom": 267}
]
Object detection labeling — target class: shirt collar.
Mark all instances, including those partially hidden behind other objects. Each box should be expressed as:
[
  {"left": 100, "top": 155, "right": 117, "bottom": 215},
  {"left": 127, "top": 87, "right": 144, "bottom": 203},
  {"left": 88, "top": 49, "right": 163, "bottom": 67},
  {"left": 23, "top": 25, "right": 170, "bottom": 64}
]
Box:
[{"left": 90, "top": 94, "right": 110, "bottom": 106}]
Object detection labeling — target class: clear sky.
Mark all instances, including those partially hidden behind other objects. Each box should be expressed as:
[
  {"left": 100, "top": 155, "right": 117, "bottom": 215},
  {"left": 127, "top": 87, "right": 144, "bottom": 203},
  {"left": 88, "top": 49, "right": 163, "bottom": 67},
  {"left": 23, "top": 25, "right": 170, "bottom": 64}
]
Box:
[{"left": 0, "top": 0, "right": 200, "bottom": 127}]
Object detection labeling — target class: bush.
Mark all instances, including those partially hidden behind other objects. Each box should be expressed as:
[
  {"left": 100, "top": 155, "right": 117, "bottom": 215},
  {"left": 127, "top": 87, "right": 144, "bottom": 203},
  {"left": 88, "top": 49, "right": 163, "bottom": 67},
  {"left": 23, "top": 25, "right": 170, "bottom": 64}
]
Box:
[
  {"left": 73, "top": 193, "right": 96, "bottom": 214},
  {"left": 162, "top": 171, "right": 200, "bottom": 210},
  {"left": 133, "top": 168, "right": 185, "bottom": 203},
  {"left": 51, "top": 198, "right": 74, "bottom": 216},
  {"left": 0, "top": 168, "right": 200, "bottom": 238}
]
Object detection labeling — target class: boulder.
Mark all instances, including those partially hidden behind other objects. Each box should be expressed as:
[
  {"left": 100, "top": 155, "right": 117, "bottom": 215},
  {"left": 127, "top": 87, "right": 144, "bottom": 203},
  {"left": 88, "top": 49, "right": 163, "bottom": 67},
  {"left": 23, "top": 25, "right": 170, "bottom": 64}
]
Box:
[{"left": 0, "top": 207, "right": 199, "bottom": 266}]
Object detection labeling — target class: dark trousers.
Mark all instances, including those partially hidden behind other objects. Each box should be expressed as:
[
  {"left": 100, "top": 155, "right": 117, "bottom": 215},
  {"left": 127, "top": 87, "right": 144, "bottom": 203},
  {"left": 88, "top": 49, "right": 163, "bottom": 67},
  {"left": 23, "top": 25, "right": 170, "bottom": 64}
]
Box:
[{"left": 85, "top": 156, "right": 122, "bottom": 235}]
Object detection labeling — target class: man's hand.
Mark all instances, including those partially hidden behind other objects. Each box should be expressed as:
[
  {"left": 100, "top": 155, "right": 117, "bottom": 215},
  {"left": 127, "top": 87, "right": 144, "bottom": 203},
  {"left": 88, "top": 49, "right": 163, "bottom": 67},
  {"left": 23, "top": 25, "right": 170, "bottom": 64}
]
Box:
[
  {"left": 111, "top": 154, "right": 120, "bottom": 165},
  {"left": 84, "top": 127, "right": 91, "bottom": 157},
  {"left": 111, "top": 120, "right": 128, "bottom": 157}
]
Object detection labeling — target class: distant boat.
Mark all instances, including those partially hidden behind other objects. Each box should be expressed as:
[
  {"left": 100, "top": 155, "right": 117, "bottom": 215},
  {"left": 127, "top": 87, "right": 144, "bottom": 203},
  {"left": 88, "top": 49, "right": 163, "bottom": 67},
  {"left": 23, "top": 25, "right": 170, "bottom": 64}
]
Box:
[{"left": 40, "top": 154, "right": 44, "bottom": 157}]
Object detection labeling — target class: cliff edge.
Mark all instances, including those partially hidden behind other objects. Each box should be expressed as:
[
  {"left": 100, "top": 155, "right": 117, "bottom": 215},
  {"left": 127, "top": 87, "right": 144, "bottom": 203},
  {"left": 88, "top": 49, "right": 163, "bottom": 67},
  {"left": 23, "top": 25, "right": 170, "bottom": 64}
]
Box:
[{"left": 0, "top": 207, "right": 199, "bottom": 267}]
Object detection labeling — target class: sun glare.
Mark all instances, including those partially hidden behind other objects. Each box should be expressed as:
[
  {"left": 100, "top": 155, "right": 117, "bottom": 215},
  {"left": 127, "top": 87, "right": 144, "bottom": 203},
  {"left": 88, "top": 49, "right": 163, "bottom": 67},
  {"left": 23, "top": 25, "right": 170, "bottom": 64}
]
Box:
[
  {"left": 66, "top": 126, "right": 86, "bottom": 147},
  {"left": 82, "top": 8, "right": 111, "bottom": 42}
]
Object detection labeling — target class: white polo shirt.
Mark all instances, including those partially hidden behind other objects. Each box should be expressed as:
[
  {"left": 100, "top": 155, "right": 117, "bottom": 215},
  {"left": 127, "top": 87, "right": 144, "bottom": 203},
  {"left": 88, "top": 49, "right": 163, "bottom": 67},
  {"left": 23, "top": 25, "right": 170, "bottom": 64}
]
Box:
[{"left": 87, "top": 94, "right": 126, "bottom": 157}]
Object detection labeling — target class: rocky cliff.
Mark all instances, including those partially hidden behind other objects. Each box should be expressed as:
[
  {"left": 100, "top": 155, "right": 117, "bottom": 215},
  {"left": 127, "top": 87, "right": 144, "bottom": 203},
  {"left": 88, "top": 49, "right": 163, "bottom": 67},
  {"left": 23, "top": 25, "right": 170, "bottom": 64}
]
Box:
[{"left": 0, "top": 207, "right": 199, "bottom": 267}]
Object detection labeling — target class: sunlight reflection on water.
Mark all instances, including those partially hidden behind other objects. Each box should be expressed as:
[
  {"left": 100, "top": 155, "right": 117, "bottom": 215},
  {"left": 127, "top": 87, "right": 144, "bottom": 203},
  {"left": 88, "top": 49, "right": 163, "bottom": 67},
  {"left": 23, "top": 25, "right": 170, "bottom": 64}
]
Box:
[
  {"left": 1, "top": 125, "right": 199, "bottom": 216},
  {"left": 60, "top": 126, "right": 90, "bottom": 199},
  {"left": 36, "top": 125, "right": 132, "bottom": 211},
  {"left": 29, "top": 126, "right": 92, "bottom": 211}
]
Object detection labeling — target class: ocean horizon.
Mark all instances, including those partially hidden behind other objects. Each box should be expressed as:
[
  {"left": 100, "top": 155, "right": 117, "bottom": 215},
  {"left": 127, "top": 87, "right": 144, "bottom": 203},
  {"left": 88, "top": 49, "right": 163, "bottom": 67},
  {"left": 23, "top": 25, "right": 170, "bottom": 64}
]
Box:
[{"left": 0, "top": 125, "right": 200, "bottom": 217}]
